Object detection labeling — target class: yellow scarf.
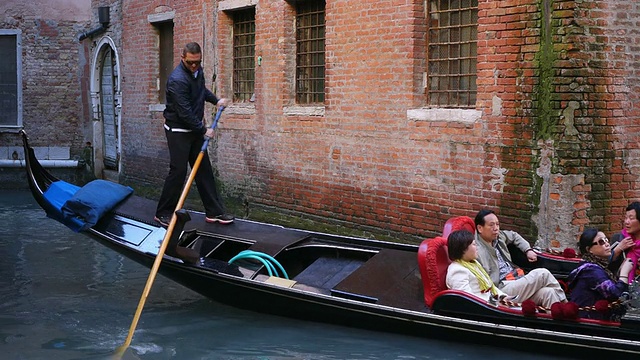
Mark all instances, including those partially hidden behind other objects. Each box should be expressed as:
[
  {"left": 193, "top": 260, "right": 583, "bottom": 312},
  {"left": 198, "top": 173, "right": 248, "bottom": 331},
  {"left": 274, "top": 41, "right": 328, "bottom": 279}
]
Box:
[{"left": 456, "top": 259, "right": 499, "bottom": 296}]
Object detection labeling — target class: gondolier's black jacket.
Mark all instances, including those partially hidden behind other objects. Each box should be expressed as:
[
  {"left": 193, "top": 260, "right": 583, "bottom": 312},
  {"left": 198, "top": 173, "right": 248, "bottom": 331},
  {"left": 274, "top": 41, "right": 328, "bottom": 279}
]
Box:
[{"left": 163, "top": 61, "right": 219, "bottom": 135}]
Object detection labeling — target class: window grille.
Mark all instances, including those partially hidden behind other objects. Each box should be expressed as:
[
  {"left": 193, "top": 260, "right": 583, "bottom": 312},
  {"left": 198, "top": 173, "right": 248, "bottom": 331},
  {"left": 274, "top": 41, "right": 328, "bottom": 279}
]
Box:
[
  {"left": 233, "top": 9, "right": 256, "bottom": 102},
  {"left": 427, "top": 0, "right": 478, "bottom": 108},
  {"left": 296, "top": 1, "right": 325, "bottom": 104},
  {"left": 0, "top": 31, "right": 21, "bottom": 127}
]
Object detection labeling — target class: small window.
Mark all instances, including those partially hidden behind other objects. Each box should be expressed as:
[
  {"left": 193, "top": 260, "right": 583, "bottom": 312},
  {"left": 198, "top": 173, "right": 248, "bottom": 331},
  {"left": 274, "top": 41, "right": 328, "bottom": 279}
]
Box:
[
  {"left": 233, "top": 9, "right": 256, "bottom": 102},
  {"left": 427, "top": 0, "right": 478, "bottom": 108},
  {"left": 0, "top": 30, "right": 22, "bottom": 127},
  {"left": 296, "top": 0, "right": 325, "bottom": 104},
  {"left": 156, "top": 21, "right": 174, "bottom": 103}
]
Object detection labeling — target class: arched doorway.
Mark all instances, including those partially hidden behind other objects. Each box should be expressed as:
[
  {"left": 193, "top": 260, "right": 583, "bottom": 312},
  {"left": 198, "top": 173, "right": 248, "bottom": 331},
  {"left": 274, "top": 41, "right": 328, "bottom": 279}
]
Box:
[
  {"left": 100, "top": 48, "right": 118, "bottom": 170},
  {"left": 90, "top": 38, "right": 121, "bottom": 179}
]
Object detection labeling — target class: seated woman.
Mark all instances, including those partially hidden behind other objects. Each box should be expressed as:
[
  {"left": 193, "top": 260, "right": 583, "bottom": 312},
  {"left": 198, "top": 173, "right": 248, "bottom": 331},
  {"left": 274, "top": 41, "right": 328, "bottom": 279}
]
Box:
[
  {"left": 446, "top": 229, "right": 514, "bottom": 303},
  {"left": 567, "top": 228, "right": 634, "bottom": 320}
]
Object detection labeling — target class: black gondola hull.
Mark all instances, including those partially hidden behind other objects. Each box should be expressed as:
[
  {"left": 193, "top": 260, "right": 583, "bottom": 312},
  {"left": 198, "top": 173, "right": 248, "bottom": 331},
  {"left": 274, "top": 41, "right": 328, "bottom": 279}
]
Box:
[{"left": 19, "top": 131, "right": 640, "bottom": 358}]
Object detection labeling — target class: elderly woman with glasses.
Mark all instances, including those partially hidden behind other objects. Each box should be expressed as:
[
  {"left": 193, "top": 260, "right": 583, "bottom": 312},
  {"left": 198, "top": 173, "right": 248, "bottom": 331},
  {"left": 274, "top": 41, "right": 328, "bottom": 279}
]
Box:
[{"left": 566, "top": 228, "right": 634, "bottom": 319}]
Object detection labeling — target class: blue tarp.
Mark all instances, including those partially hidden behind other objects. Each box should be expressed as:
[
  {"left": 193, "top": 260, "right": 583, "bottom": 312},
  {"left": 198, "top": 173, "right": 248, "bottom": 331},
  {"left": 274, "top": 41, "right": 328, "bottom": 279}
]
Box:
[{"left": 43, "top": 179, "right": 133, "bottom": 232}]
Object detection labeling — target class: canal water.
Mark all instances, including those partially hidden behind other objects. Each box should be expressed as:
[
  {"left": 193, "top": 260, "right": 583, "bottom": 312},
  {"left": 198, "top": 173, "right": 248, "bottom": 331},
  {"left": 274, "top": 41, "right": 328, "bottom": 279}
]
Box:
[{"left": 0, "top": 190, "right": 570, "bottom": 360}]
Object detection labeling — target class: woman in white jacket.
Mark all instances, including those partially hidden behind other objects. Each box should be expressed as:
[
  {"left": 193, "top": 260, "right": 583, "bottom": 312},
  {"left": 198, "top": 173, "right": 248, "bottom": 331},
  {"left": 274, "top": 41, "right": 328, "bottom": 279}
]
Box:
[{"left": 446, "top": 230, "right": 514, "bottom": 303}]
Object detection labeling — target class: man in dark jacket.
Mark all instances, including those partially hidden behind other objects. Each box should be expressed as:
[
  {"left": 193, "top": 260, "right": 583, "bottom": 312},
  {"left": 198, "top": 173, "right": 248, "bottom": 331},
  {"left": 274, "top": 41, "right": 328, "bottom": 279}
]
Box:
[{"left": 155, "top": 42, "right": 233, "bottom": 227}]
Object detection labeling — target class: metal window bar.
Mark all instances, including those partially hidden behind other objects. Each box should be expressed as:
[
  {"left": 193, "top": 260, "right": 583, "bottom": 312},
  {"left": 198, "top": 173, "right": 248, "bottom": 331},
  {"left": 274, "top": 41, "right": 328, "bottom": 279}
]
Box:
[
  {"left": 428, "top": 0, "right": 478, "bottom": 108},
  {"left": 296, "top": 1, "right": 325, "bottom": 104},
  {"left": 233, "top": 9, "right": 256, "bottom": 102},
  {"left": 0, "top": 34, "right": 19, "bottom": 126}
]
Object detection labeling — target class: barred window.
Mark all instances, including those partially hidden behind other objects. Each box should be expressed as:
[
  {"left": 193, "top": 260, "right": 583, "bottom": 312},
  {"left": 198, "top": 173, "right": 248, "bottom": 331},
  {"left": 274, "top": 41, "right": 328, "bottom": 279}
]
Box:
[
  {"left": 427, "top": 0, "right": 478, "bottom": 108},
  {"left": 233, "top": 9, "right": 255, "bottom": 102},
  {"left": 0, "top": 30, "right": 22, "bottom": 127},
  {"left": 296, "top": 0, "right": 325, "bottom": 104}
]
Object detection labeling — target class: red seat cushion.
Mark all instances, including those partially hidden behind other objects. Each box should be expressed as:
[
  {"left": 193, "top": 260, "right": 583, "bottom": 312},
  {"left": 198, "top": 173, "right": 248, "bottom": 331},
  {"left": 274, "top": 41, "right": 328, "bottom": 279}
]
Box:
[
  {"left": 418, "top": 216, "right": 475, "bottom": 308},
  {"left": 442, "top": 216, "right": 475, "bottom": 239},
  {"left": 417, "top": 236, "right": 450, "bottom": 307}
]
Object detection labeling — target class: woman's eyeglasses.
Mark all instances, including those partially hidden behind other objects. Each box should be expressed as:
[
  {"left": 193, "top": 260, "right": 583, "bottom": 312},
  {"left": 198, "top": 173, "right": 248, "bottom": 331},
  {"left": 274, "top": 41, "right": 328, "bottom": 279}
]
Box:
[{"left": 591, "top": 237, "right": 609, "bottom": 246}]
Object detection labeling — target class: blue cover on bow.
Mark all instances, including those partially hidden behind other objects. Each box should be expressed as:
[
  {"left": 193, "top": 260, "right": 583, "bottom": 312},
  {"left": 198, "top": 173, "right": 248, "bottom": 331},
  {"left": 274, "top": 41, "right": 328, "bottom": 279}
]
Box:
[{"left": 43, "top": 179, "right": 133, "bottom": 232}]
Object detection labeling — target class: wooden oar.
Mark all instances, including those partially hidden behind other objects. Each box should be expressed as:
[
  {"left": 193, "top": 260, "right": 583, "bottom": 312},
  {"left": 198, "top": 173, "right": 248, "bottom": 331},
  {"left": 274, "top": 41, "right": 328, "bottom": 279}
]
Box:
[{"left": 114, "top": 106, "right": 225, "bottom": 359}]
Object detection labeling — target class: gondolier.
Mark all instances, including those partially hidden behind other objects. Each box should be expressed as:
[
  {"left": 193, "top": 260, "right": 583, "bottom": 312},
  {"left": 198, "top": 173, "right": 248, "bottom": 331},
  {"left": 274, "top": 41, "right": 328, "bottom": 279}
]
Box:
[{"left": 155, "top": 41, "right": 233, "bottom": 227}]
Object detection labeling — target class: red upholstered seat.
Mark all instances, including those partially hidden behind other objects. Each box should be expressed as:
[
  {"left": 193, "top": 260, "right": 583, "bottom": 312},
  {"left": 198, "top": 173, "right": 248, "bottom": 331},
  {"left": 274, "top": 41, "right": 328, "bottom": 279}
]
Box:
[
  {"left": 417, "top": 216, "right": 476, "bottom": 307},
  {"left": 442, "top": 216, "right": 475, "bottom": 239},
  {"left": 417, "top": 236, "right": 450, "bottom": 307}
]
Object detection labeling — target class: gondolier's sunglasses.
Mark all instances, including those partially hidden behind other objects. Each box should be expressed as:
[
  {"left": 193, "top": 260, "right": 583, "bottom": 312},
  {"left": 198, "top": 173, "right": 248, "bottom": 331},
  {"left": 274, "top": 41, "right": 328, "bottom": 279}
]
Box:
[
  {"left": 591, "top": 237, "right": 609, "bottom": 246},
  {"left": 185, "top": 60, "right": 201, "bottom": 66}
]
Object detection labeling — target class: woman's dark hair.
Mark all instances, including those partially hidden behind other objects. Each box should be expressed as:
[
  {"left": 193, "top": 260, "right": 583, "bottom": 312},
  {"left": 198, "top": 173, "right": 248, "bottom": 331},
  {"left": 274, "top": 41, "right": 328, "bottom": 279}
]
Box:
[
  {"left": 447, "top": 230, "right": 475, "bottom": 261},
  {"left": 626, "top": 202, "right": 640, "bottom": 221},
  {"left": 578, "top": 228, "right": 599, "bottom": 255}
]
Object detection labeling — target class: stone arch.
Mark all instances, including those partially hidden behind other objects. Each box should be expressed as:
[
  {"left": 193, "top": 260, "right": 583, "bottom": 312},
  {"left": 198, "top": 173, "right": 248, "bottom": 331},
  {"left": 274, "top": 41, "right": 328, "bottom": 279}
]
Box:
[{"left": 89, "top": 36, "right": 122, "bottom": 180}]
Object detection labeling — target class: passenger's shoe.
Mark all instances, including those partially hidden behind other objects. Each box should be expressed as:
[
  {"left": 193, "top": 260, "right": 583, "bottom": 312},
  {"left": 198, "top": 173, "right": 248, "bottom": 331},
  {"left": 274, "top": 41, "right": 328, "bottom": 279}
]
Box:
[
  {"left": 154, "top": 215, "right": 171, "bottom": 227},
  {"left": 205, "top": 214, "right": 235, "bottom": 224}
]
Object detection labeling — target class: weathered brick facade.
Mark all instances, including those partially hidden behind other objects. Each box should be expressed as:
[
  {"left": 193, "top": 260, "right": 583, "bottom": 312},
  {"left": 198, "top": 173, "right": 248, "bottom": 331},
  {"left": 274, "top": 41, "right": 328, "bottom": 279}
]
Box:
[
  {"left": 0, "top": 1, "right": 91, "bottom": 154},
  {"left": 212, "top": 0, "right": 638, "bottom": 248},
  {"left": 471, "top": 0, "right": 640, "bottom": 248},
  {"left": 4, "top": 0, "right": 640, "bottom": 250}
]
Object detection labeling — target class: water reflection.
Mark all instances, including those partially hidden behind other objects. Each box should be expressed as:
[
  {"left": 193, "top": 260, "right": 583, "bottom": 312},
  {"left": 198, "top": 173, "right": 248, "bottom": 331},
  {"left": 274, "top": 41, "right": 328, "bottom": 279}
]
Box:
[{"left": 0, "top": 190, "right": 570, "bottom": 359}]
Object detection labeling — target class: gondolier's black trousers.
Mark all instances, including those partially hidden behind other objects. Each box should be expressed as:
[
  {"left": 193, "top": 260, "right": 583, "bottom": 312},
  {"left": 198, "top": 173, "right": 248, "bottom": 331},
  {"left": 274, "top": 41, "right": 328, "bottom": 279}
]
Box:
[{"left": 156, "top": 128, "right": 225, "bottom": 219}]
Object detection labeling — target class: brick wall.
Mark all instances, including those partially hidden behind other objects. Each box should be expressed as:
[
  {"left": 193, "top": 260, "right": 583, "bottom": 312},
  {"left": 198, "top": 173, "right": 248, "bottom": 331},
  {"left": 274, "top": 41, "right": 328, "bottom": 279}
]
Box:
[
  {"left": 212, "top": 0, "right": 494, "bottom": 240},
  {"left": 603, "top": 0, "right": 640, "bottom": 232},
  {"left": 0, "top": 1, "right": 90, "bottom": 156},
  {"left": 473, "top": 0, "right": 640, "bottom": 246},
  {"left": 212, "top": 1, "right": 445, "bottom": 238},
  {"left": 112, "top": 0, "right": 640, "bottom": 248}
]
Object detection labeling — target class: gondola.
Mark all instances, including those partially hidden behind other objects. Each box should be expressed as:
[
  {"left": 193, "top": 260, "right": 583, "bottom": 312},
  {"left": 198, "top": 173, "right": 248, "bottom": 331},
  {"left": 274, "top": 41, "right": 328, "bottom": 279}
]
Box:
[{"left": 19, "top": 130, "right": 640, "bottom": 357}]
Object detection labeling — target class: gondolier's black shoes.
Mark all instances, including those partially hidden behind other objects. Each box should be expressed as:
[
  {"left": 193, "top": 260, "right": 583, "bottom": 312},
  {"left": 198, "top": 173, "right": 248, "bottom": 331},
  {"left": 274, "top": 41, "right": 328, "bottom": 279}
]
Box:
[
  {"left": 154, "top": 215, "right": 171, "bottom": 227},
  {"left": 205, "top": 214, "right": 235, "bottom": 224}
]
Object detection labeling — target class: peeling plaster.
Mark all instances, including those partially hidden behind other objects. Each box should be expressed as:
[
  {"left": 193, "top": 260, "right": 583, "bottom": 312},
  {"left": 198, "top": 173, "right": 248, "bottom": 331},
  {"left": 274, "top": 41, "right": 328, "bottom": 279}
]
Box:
[
  {"left": 533, "top": 140, "right": 585, "bottom": 250},
  {"left": 492, "top": 95, "right": 503, "bottom": 117},
  {"left": 623, "top": 149, "right": 640, "bottom": 177},
  {"left": 488, "top": 167, "right": 508, "bottom": 192},
  {"left": 561, "top": 101, "right": 580, "bottom": 137}
]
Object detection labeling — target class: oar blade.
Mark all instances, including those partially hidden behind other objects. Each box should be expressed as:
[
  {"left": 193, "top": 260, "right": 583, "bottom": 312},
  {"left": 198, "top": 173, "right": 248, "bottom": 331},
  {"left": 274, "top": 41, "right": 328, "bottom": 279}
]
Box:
[{"left": 113, "top": 344, "right": 141, "bottom": 360}]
